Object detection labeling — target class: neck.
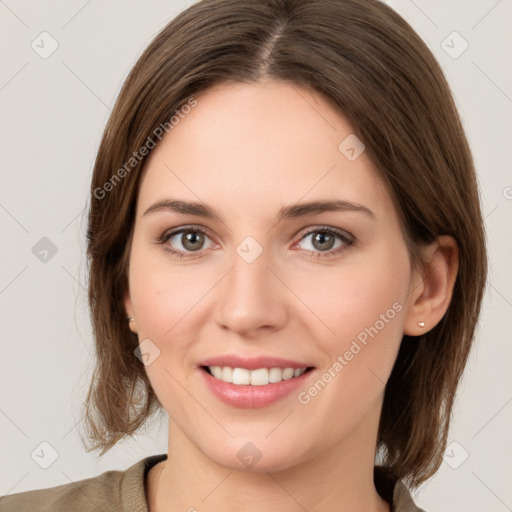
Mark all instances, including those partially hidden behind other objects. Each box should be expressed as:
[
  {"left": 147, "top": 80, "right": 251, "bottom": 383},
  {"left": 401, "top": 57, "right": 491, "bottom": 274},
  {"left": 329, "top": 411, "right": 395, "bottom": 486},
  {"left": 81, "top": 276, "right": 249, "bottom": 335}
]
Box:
[{"left": 150, "top": 405, "right": 390, "bottom": 512}]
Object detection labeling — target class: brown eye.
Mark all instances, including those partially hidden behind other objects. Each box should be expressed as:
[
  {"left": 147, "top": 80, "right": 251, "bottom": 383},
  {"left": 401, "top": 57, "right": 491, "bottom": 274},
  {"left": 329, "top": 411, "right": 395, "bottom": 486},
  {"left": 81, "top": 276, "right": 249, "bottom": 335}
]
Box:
[
  {"left": 296, "top": 227, "right": 353, "bottom": 257},
  {"left": 180, "top": 230, "right": 205, "bottom": 251},
  {"left": 311, "top": 231, "right": 336, "bottom": 251},
  {"left": 162, "top": 227, "right": 215, "bottom": 255}
]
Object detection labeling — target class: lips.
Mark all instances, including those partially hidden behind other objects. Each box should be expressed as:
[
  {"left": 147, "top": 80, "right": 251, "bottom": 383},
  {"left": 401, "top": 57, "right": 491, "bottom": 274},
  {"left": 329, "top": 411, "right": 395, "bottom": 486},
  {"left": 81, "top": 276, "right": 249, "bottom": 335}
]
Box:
[
  {"left": 199, "top": 365, "right": 316, "bottom": 408},
  {"left": 197, "top": 354, "right": 316, "bottom": 408}
]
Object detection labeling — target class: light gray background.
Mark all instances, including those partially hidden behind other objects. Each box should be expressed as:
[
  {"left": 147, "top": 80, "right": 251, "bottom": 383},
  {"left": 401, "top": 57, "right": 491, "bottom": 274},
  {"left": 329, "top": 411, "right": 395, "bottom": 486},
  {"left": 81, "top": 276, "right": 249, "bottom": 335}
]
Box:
[{"left": 1, "top": 1, "right": 511, "bottom": 510}]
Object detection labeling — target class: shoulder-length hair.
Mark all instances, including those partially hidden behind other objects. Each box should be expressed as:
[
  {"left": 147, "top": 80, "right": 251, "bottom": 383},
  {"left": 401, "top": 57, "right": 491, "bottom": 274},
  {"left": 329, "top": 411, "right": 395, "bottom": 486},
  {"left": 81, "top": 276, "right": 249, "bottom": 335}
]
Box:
[{"left": 81, "top": 0, "right": 487, "bottom": 487}]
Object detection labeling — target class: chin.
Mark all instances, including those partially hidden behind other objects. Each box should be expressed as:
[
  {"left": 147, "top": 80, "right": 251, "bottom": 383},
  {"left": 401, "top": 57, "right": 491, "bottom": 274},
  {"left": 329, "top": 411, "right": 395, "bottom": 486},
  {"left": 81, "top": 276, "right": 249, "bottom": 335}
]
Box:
[{"left": 202, "top": 437, "right": 306, "bottom": 473}]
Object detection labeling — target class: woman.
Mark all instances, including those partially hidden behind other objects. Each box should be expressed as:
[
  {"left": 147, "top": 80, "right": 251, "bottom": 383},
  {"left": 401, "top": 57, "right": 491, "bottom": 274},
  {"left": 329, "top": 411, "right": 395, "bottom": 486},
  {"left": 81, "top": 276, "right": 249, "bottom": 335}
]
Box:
[{"left": 0, "top": 0, "right": 487, "bottom": 511}]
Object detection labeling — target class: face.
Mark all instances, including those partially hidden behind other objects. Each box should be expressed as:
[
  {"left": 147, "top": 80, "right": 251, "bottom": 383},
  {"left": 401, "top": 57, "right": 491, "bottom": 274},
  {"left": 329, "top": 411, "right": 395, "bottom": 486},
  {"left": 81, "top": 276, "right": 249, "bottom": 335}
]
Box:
[{"left": 125, "top": 80, "right": 415, "bottom": 471}]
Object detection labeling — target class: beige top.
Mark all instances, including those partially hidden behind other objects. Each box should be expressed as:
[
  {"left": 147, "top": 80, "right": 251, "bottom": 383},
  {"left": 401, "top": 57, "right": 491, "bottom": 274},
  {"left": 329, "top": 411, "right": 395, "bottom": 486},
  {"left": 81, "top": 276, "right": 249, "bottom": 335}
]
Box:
[{"left": 0, "top": 453, "right": 426, "bottom": 511}]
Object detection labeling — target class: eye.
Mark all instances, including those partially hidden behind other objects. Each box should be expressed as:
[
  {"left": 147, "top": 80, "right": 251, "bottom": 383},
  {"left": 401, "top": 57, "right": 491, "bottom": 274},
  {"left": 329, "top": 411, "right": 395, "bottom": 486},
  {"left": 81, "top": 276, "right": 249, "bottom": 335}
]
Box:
[
  {"left": 294, "top": 226, "right": 353, "bottom": 258},
  {"left": 158, "top": 226, "right": 215, "bottom": 257},
  {"left": 157, "top": 225, "right": 354, "bottom": 260}
]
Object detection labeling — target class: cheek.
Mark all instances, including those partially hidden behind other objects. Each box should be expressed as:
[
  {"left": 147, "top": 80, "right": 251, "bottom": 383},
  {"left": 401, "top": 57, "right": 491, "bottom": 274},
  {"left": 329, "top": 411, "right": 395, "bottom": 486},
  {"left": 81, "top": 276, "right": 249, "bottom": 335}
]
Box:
[
  {"left": 295, "top": 241, "right": 409, "bottom": 339},
  {"left": 127, "top": 244, "right": 207, "bottom": 411},
  {"left": 296, "top": 241, "right": 410, "bottom": 392},
  {"left": 128, "top": 243, "right": 210, "bottom": 341},
  {"left": 289, "top": 250, "right": 409, "bottom": 440}
]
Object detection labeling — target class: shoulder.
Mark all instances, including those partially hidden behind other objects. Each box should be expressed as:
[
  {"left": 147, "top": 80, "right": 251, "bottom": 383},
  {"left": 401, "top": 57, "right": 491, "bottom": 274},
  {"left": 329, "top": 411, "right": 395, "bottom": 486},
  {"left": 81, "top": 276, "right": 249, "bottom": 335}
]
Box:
[
  {"left": 374, "top": 466, "right": 427, "bottom": 512},
  {"left": 0, "top": 469, "right": 123, "bottom": 512},
  {"left": 0, "top": 453, "right": 167, "bottom": 512},
  {"left": 392, "top": 480, "right": 427, "bottom": 512}
]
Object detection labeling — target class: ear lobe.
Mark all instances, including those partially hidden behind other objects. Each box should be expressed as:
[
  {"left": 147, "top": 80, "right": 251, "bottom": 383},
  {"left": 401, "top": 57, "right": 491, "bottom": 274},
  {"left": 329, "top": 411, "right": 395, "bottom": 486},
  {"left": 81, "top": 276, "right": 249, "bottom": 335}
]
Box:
[
  {"left": 124, "top": 293, "right": 138, "bottom": 334},
  {"left": 404, "top": 236, "right": 459, "bottom": 336}
]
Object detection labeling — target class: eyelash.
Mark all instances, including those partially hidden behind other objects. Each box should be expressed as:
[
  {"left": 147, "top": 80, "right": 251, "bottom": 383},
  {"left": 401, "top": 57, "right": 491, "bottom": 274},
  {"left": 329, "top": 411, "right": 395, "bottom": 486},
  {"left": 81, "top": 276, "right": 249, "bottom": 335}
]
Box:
[{"left": 156, "top": 225, "right": 354, "bottom": 260}]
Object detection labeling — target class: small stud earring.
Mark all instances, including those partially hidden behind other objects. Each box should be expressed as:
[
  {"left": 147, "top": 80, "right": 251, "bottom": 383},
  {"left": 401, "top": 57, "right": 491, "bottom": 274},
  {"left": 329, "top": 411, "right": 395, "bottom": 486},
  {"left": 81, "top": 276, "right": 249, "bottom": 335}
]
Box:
[
  {"left": 127, "top": 316, "right": 135, "bottom": 323},
  {"left": 417, "top": 321, "right": 425, "bottom": 328}
]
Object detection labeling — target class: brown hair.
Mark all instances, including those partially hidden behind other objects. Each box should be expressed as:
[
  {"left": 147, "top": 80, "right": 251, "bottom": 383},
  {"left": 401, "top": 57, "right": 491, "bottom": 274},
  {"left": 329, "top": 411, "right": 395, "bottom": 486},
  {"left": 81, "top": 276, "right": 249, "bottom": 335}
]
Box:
[{"left": 81, "top": 0, "right": 487, "bottom": 487}]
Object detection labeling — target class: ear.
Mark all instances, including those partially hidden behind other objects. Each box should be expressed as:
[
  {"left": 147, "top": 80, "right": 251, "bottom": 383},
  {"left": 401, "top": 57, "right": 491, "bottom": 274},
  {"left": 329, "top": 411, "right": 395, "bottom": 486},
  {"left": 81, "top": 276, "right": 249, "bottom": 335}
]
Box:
[
  {"left": 404, "top": 235, "right": 459, "bottom": 336},
  {"left": 124, "top": 292, "right": 138, "bottom": 334}
]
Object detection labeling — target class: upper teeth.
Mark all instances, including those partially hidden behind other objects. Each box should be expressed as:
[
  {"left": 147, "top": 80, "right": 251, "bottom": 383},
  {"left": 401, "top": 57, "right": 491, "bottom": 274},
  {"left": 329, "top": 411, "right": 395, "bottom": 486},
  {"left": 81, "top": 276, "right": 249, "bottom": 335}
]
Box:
[{"left": 208, "top": 366, "right": 307, "bottom": 385}]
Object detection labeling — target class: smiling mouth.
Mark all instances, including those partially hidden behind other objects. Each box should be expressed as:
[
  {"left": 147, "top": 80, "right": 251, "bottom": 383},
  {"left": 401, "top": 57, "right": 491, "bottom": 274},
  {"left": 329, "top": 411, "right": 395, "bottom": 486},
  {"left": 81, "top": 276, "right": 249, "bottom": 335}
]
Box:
[{"left": 201, "top": 365, "right": 315, "bottom": 386}]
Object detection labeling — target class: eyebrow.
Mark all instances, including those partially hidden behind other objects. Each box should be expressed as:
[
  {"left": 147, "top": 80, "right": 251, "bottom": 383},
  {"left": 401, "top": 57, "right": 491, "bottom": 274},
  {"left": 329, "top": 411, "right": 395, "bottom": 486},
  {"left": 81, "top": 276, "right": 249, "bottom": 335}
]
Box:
[{"left": 143, "top": 198, "right": 376, "bottom": 222}]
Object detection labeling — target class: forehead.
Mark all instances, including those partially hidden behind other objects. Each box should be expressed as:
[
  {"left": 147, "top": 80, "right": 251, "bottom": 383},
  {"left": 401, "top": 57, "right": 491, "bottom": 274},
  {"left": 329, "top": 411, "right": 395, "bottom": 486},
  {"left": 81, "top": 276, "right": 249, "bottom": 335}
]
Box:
[{"left": 137, "top": 80, "right": 393, "bottom": 221}]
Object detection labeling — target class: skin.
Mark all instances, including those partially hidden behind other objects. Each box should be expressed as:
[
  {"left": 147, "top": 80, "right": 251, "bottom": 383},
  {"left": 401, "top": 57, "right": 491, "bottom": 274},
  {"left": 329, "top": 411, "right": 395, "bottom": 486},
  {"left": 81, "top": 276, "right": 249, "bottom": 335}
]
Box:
[{"left": 124, "top": 79, "right": 458, "bottom": 512}]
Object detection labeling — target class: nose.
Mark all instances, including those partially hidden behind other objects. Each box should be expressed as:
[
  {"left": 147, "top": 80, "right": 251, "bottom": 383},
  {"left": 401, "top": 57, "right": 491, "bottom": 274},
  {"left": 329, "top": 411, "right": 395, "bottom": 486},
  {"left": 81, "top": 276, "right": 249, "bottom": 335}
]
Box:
[{"left": 214, "top": 242, "right": 289, "bottom": 338}]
